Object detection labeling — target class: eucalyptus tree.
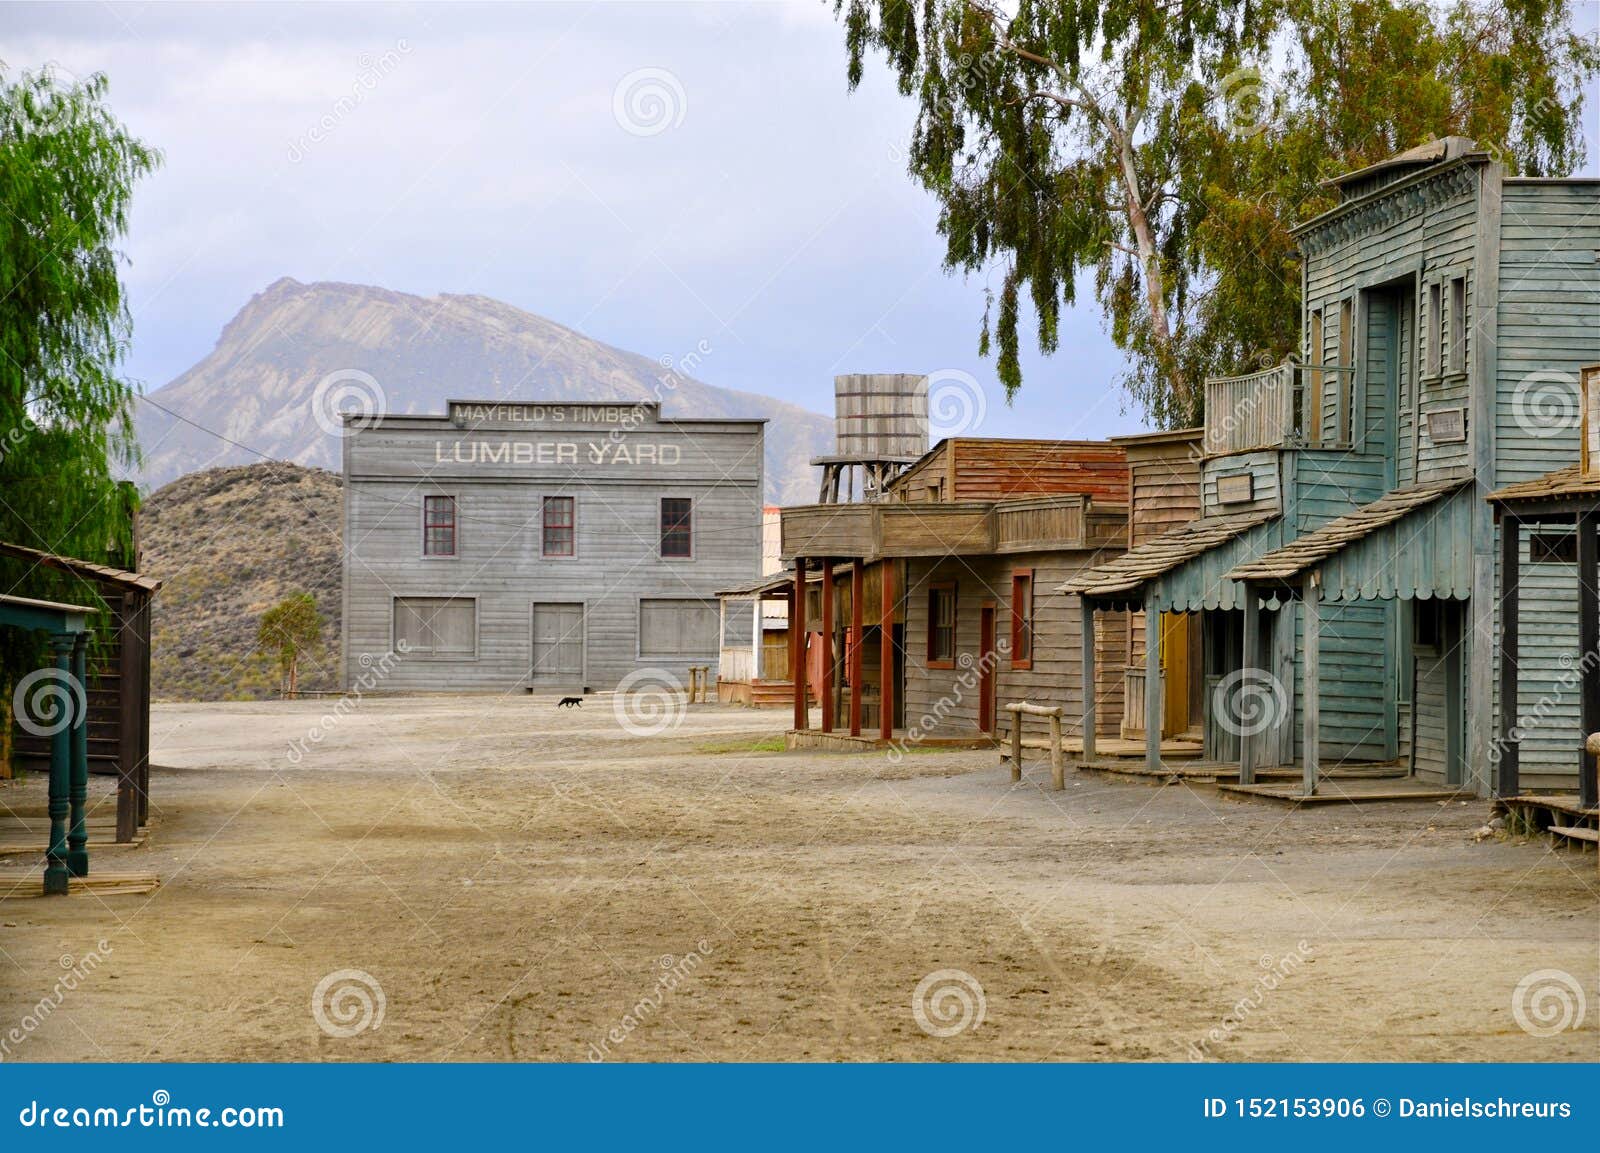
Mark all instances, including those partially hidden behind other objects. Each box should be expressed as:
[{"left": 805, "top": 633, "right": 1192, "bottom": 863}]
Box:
[{"left": 838, "top": 0, "right": 1597, "bottom": 425}]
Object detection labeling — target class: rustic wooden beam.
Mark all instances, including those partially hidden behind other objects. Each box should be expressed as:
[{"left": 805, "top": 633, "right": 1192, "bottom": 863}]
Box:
[
  {"left": 849, "top": 563, "right": 863, "bottom": 737},
  {"left": 1496, "top": 515, "right": 1520, "bottom": 797},
  {"left": 67, "top": 631, "right": 89, "bottom": 878},
  {"left": 1079, "top": 598, "right": 1096, "bottom": 763},
  {"left": 1144, "top": 592, "right": 1161, "bottom": 773},
  {"left": 1579, "top": 512, "right": 1599, "bottom": 811},
  {"left": 879, "top": 562, "right": 894, "bottom": 743},
  {"left": 1302, "top": 577, "right": 1321, "bottom": 797},
  {"left": 820, "top": 560, "right": 835, "bottom": 733},
  {"left": 792, "top": 556, "right": 808, "bottom": 732},
  {"left": 1240, "top": 584, "right": 1260, "bottom": 785},
  {"left": 116, "top": 593, "right": 139, "bottom": 843}
]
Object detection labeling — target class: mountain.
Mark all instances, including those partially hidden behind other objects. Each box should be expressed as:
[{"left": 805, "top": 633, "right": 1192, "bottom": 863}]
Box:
[
  {"left": 134, "top": 278, "right": 832, "bottom": 505},
  {"left": 143, "top": 462, "right": 344, "bottom": 701}
]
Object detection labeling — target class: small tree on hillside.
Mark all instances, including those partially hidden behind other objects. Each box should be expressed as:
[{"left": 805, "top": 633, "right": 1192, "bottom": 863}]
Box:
[{"left": 258, "top": 594, "right": 323, "bottom": 698}]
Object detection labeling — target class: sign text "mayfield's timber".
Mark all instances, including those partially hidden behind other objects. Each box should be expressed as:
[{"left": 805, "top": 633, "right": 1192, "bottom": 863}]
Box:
[{"left": 448, "top": 402, "right": 651, "bottom": 425}]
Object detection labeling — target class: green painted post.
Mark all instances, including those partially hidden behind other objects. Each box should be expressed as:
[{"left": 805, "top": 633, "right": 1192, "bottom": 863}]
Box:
[
  {"left": 44, "top": 635, "right": 74, "bottom": 896},
  {"left": 68, "top": 631, "right": 91, "bottom": 877}
]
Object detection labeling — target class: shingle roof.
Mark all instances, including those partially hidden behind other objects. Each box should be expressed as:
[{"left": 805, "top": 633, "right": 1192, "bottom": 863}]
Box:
[
  {"left": 1225, "top": 477, "right": 1470, "bottom": 584},
  {"left": 0, "top": 541, "right": 162, "bottom": 593},
  {"left": 1058, "top": 510, "right": 1277, "bottom": 599},
  {"left": 1486, "top": 465, "right": 1600, "bottom": 506}
]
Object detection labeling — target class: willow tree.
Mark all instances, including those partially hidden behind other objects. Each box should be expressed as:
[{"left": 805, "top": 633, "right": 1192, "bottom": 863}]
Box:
[
  {"left": 837, "top": 0, "right": 1597, "bottom": 426},
  {"left": 0, "top": 66, "right": 159, "bottom": 686}
]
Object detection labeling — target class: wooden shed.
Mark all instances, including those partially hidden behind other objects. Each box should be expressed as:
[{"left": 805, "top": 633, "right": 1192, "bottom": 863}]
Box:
[{"left": 4, "top": 542, "right": 159, "bottom": 842}]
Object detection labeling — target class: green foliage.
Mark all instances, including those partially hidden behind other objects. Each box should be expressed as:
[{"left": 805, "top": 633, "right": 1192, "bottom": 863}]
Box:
[
  {"left": 836, "top": 0, "right": 1598, "bottom": 425},
  {"left": 258, "top": 593, "right": 324, "bottom": 696},
  {"left": 0, "top": 65, "right": 159, "bottom": 677}
]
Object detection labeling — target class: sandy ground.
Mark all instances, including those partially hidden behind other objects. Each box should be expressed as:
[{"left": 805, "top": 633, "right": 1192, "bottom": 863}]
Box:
[{"left": 0, "top": 693, "right": 1595, "bottom": 1062}]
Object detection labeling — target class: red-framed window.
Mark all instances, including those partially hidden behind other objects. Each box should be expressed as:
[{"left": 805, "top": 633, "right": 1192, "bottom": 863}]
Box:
[
  {"left": 1010, "top": 569, "right": 1034, "bottom": 668},
  {"left": 927, "top": 583, "right": 956, "bottom": 668},
  {"left": 542, "top": 496, "right": 575, "bottom": 557},
  {"left": 660, "top": 497, "right": 693, "bottom": 558},
  {"left": 423, "top": 495, "right": 456, "bottom": 557}
]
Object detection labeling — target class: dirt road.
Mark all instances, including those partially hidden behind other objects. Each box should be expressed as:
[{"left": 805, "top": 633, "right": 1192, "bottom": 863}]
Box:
[{"left": 0, "top": 695, "right": 1593, "bottom": 1061}]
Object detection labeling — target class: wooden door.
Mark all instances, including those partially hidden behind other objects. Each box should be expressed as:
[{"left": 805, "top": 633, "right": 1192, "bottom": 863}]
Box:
[
  {"left": 1160, "top": 612, "right": 1191, "bottom": 737},
  {"left": 978, "top": 605, "right": 996, "bottom": 733},
  {"left": 531, "top": 602, "right": 584, "bottom": 688}
]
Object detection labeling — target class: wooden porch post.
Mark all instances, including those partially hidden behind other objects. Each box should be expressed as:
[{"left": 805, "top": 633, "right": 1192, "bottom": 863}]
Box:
[
  {"left": 117, "top": 592, "right": 140, "bottom": 843},
  {"left": 849, "top": 563, "right": 864, "bottom": 736},
  {"left": 1240, "top": 584, "right": 1260, "bottom": 785},
  {"left": 1302, "top": 577, "right": 1322, "bottom": 796},
  {"left": 1144, "top": 592, "right": 1161, "bottom": 772},
  {"left": 1578, "top": 512, "right": 1599, "bottom": 811},
  {"left": 879, "top": 562, "right": 894, "bottom": 743},
  {"left": 1496, "top": 515, "right": 1520, "bottom": 797},
  {"left": 68, "top": 631, "right": 90, "bottom": 877},
  {"left": 44, "top": 634, "right": 74, "bottom": 895},
  {"left": 792, "top": 556, "right": 808, "bottom": 732},
  {"left": 1079, "top": 598, "right": 1096, "bottom": 762},
  {"left": 820, "top": 560, "right": 835, "bottom": 733}
]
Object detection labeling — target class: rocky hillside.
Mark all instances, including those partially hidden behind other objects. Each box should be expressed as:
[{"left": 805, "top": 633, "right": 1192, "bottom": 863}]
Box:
[
  {"left": 143, "top": 463, "right": 342, "bottom": 701},
  {"left": 135, "top": 278, "right": 831, "bottom": 505}
]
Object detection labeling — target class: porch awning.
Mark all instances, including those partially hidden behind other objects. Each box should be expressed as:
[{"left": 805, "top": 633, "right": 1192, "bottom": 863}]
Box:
[
  {"left": 1058, "top": 509, "right": 1279, "bottom": 611},
  {"left": 1487, "top": 464, "right": 1600, "bottom": 510},
  {"left": 1226, "top": 476, "right": 1474, "bottom": 602}
]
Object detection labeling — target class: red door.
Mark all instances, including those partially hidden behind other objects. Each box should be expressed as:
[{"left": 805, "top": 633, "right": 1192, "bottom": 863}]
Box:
[{"left": 979, "top": 605, "right": 996, "bottom": 733}]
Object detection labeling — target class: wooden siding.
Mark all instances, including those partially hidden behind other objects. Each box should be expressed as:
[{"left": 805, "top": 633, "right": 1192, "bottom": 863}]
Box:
[
  {"left": 342, "top": 407, "right": 763, "bottom": 691},
  {"left": 1119, "top": 433, "right": 1203, "bottom": 700},
  {"left": 894, "top": 439, "right": 1128, "bottom": 505},
  {"left": 901, "top": 553, "right": 1126, "bottom": 741},
  {"left": 1486, "top": 181, "right": 1600, "bottom": 788}
]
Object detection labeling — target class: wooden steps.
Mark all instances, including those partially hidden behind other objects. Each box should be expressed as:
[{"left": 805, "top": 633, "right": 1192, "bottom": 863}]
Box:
[
  {"left": 1549, "top": 824, "right": 1600, "bottom": 844},
  {"left": 0, "top": 869, "right": 160, "bottom": 898}
]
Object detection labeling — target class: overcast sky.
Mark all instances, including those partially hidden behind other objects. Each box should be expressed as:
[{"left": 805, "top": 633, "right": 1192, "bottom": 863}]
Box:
[{"left": 6, "top": 1, "right": 1597, "bottom": 442}]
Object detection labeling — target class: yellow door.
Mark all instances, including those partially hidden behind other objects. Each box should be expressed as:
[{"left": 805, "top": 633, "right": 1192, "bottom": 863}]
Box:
[{"left": 1160, "top": 612, "right": 1191, "bottom": 738}]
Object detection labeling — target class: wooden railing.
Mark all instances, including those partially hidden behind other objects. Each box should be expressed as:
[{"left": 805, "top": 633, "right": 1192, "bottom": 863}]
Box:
[
  {"left": 781, "top": 493, "right": 1112, "bottom": 560},
  {"left": 1204, "top": 361, "right": 1358, "bottom": 457}
]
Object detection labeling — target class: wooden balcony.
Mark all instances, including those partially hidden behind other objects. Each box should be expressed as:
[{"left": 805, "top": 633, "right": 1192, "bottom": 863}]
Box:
[
  {"left": 780, "top": 494, "right": 1122, "bottom": 561},
  {"left": 1204, "top": 361, "right": 1356, "bottom": 457}
]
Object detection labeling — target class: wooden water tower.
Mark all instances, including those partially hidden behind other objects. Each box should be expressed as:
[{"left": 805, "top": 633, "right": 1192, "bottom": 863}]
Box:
[{"left": 812, "top": 373, "right": 929, "bottom": 502}]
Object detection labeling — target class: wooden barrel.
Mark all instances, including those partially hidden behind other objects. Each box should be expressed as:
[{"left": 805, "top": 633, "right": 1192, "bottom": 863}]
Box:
[{"left": 833, "top": 374, "right": 928, "bottom": 459}]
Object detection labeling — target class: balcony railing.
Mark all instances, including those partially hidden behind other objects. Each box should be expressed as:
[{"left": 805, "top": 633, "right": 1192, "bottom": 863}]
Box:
[
  {"left": 1203, "top": 361, "right": 1356, "bottom": 457},
  {"left": 780, "top": 493, "right": 1121, "bottom": 561}
]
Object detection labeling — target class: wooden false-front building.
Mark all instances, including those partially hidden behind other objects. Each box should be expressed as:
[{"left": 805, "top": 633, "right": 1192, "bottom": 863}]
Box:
[
  {"left": 1065, "top": 137, "right": 1600, "bottom": 798},
  {"left": 342, "top": 400, "right": 764, "bottom": 693},
  {"left": 779, "top": 439, "right": 1130, "bottom": 745}
]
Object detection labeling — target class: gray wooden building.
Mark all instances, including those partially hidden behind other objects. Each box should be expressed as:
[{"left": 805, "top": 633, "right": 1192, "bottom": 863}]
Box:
[
  {"left": 1066, "top": 137, "right": 1600, "bottom": 799},
  {"left": 342, "top": 400, "right": 764, "bottom": 692}
]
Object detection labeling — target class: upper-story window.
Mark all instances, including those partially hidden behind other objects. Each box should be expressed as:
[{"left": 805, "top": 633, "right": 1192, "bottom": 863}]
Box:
[
  {"left": 928, "top": 583, "right": 957, "bottom": 668},
  {"left": 542, "top": 496, "right": 574, "bottom": 558},
  {"left": 1306, "top": 309, "right": 1325, "bottom": 445},
  {"left": 660, "top": 497, "right": 693, "bottom": 558},
  {"left": 1449, "top": 276, "right": 1467, "bottom": 373},
  {"left": 423, "top": 495, "right": 457, "bottom": 557},
  {"left": 1337, "top": 299, "right": 1354, "bottom": 445},
  {"left": 1010, "top": 570, "right": 1034, "bottom": 669},
  {"left": 1427, "top": 282, "right": 1444, "bottom": 377}
]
